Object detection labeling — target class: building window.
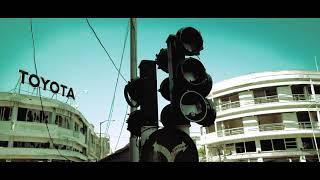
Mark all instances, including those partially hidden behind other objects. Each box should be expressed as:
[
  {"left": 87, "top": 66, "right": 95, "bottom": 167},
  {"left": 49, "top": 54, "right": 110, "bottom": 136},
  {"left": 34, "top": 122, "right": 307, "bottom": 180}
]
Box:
[
  {"left": 223, "top": 118, "right": 243, "bottom": 129},
  {"left": 260, "top": 140, "right": 273, "bottom": 151},
  {"left": 13, "top": 141, "right": 50, "bottom": 148},
  {"left": 258, "top": 113, "right": 282, "bottom": 125},
  {"left": 285, "top": 138, "right": 297, "bottom": 149},
  {"left": 235, "top": 141, "right": 256, "bottom": 154},
  {"left": 301, "top": 138, "right": 315, "bottom": 149},
  {"left": 17, "top": 108, "right": 27, "bottom": 121},
  {"left": 0, "top": 141, "right": 8, "bottom": 147},
  {"left": 235, "top": 142, "right": 245, "bottom": 153},
  {"left": 258, "top": 113, "right": 283, "bottom": 131},
  {"left": 261, "top": 139, "right": 287, "bottom": 151},
  {"left": 245, "top": 141, "right": 256, "bottom": 152},
  {"left": 297, "top": 112, "right": 310, "bottom": 123},
  {"left": 18, "top": 107, "right": 49, "bottom": 123},
  {"left": 220, "top": 93, "right": 240, "bottom": 110},
  {"left": 314, "top": 85, "right": 320, "bottom": 94},
  {"left": 272, "top": 139, "right": 285, "bottom": 150},
  {"left": 224, "top": 143, "right": 234, "bottom": 155},
  {"left": 0, "top": 107, "right": 12, "bottom": 121},
  {"left": 253, "top": 87, "right": 278, "bottom": 104},
  {"left": 205, "top": 125, "right": 215, "bottom": 133}
]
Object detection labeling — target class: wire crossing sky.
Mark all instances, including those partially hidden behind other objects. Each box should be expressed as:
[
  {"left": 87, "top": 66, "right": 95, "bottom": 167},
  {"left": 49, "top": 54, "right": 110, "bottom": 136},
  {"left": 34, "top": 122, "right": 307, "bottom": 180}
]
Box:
[{"left": 0, "top": 18, "right": 320, "bottom": 151}]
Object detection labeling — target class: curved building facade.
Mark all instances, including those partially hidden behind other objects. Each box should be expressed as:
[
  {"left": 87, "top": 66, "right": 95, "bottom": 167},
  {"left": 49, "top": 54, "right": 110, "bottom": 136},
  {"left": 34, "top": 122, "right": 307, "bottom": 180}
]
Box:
[
  {"left": 0, "top": 92, "right": 109, "bottom": 162},
  {"left": 200, "top": 70, "right": 320, "bottom": 162}
]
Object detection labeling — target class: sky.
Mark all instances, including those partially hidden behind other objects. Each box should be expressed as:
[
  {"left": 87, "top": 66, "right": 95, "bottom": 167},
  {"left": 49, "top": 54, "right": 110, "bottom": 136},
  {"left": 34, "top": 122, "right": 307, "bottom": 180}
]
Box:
[{"left": 0, "top": 18, "right": 320, "bottom": 152}]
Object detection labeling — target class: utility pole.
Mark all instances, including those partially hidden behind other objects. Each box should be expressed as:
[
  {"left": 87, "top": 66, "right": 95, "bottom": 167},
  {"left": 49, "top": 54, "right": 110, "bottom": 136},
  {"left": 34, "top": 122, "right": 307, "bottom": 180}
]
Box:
[{"left": 129, "top": 17, "right": 139, "bottom": 162}]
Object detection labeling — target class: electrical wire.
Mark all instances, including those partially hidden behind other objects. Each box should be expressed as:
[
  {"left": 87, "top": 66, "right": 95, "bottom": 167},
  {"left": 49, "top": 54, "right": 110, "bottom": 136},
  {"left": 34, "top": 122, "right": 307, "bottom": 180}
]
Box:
[
  {"left": 85, "top": 18, "right": 128, "bottom": 83},
  {"left": 114, "top": 105, "right": 129, "bottom": 151},
  {"left": 105, "top": 19, "right": 129, "bottom": 134},
  {"left": 30, "top": 18, "right": 73, "bottom": 162}
]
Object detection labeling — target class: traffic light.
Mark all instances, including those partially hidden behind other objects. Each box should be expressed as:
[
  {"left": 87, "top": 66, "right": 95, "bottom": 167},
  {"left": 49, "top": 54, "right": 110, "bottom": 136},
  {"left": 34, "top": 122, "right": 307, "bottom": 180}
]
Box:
[
  {"left": 156, "top": 27, "right": 216, "bottom": 127},
  {"left": 124, "top": 60, "right": 158, "bottom": 136}
]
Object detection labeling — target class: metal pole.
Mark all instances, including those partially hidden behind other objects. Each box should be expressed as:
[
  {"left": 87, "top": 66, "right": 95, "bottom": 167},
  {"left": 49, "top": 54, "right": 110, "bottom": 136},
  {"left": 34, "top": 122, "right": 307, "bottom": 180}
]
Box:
[
  {"left": 129, "top": 17, "right": 139, "bottom": 162},
  {"left": 315, "top": 56, "right": 318, "bottom": 72},
  {"left": 99, "top": 122, "right": 102, "bottom": 160}
]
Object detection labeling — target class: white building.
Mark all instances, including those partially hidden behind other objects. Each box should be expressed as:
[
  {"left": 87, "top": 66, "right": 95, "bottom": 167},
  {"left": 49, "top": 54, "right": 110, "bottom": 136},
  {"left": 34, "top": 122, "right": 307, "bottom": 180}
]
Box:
[
  {"left": 200, "top": 70, "right": 320, "bottom": 162},
  {"left": 0, "top": 92, "right": 110, "bottom": 162}
]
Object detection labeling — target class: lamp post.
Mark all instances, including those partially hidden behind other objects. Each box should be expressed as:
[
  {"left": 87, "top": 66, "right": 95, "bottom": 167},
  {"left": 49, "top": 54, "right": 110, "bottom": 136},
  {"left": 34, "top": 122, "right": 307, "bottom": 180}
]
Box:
[
  {"left": 99, "top": 119, "right": 115, "bottom": 160},
  {"left": 306, "top": 101, "right": 320, "bottom": 162}
]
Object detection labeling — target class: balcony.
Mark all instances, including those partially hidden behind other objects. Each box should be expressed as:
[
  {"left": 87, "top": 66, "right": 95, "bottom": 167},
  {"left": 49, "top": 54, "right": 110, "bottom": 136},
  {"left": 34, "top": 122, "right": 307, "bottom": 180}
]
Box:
[
  {"left": 259, "top": 123, "right": 284, "bottom": 131},
  {"left": 220, "top": 101, "right": 240, "bottom": 111},
  {"left": 215, "top": 93, "right": 317, "bottom": 112},
  {"left": 254, "top": 95, "right": 279, "bottom": 104},
  {"left": 292, "top": 94, "right": 311, "bottom": 101},
  {"left": 217, "top": 127, "right": 244, "bottom": 137}
]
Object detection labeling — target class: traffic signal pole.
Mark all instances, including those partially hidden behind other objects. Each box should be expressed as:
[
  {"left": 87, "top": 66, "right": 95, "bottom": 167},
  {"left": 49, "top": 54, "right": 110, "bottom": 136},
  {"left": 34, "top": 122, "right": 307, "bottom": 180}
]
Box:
[
  {"left": 129, "top": 17, "right": 139, "bottom": 162},
  {"left": 166, "top": 35, "right": 191, "bottom": 135}
]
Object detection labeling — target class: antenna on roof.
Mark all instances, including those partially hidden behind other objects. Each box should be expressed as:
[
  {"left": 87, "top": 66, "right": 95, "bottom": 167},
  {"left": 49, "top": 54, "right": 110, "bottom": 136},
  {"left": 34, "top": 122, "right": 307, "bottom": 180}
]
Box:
[{"left": 315, "top": 56, "right": 318, "bottom": 72}]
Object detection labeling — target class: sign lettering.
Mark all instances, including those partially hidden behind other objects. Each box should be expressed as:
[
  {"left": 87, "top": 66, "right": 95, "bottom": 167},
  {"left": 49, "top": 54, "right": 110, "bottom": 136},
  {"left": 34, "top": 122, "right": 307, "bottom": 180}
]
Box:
[{"left": 18, "top": 69, "right": 75, "bottom": 100}]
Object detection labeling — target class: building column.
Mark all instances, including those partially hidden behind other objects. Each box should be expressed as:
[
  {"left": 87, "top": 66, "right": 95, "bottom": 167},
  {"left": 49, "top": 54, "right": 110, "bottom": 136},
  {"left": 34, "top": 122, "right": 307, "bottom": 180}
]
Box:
[
  {"left": 300, "top": 156, "right": 306, "bottom": 162},
  {"left": 242, "top": 116, "right": 259, "bottom": 134},
  {"left": 282, "top": 112, "right": 299, "bottom": 130},
  {"left": 50, "top": 110, "right": 56, "bottom": 124},
  {"left": 216, "top": 98, "right": 222, "bottom": 112},
  {"left": 239, "top": 90, "right": 254, "bottom": 107},
  {"left": 205, "top": 145, "right": 209, "bottom": 162},
  {"left": 297, "top": 137, "right": 304, "bottom": 152},
  {"left": 276, "top": 86, "right": 293, "bottom": 102},
  {"left": 9, "top": 106, "right": 18, "bottom": 148},
  {"left": 11, "top": 106, "right": 18, "bottom": 122},
  {"left": 255, "top": 139, "right": 262, "bottom": 153}
]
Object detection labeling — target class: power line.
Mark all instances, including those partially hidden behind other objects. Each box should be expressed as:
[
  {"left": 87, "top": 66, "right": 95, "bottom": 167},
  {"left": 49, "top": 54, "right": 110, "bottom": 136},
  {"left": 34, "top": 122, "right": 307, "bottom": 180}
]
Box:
[
  {"left": 30, "top": 18, "right": 73, "bottom": 162},
  {"left": 85, "top": 18, "right": 128, "bottom": 82},
  {"left": 115, "top": 105, "right": 129, "bottom": 151},
  {"left": 105, "top": 19, "right": 130, "bottom": 134}
]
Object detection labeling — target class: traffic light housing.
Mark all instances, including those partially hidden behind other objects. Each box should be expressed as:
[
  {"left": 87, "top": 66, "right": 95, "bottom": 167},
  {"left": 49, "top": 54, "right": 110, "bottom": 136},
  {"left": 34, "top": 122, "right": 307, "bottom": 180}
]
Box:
[
  {"left": 124, "top": 60, "right": 158, "bottom": 136},
  {"left": 157, "top": 27, "right": 216, "bottom": 127}
]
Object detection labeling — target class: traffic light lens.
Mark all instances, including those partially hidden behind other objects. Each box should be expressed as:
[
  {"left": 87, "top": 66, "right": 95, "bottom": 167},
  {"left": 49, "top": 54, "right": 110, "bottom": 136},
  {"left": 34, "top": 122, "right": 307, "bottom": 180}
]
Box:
[
  {"left": 176, "top": 27, "right": 203, "bottom": 56},
  {"left": 159, "top": 77, "right": 170, "bottom": 101},
  {"left": 180, "top": 58, "right": 206, "bottom": 85},
  {"left": 124, "top": 79, "right": 142, "bottom": 107},
  {"left": 155, "top": 48, "right": 168, "bottom": 73},
  {"left": 179, "top": 91, "right": 207, "bottom": 123}
]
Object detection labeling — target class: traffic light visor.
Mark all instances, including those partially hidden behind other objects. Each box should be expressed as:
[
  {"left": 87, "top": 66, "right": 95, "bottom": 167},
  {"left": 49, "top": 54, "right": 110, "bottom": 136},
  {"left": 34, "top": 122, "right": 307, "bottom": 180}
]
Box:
[{"left": 176, "top": 27, "right": 203, "bottom": 56}]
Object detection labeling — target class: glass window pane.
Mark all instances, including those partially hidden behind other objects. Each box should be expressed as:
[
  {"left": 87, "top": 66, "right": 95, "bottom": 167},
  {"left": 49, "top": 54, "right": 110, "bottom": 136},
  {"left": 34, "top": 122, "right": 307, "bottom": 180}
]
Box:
[
  {"left": 272, "top": 139, "right": 285, "bottom": 150},
  {"left": 235, "top": 142, "right": 245, "bottom": 153},
  {"left": 302, "top": 138, "right": 314, "bottom": 149},
  {"left": 261, "top": 140, "right": 273, "bottom": 151},
  {"left": 245, "top": 141, "right": 256, "bottom": 152}
]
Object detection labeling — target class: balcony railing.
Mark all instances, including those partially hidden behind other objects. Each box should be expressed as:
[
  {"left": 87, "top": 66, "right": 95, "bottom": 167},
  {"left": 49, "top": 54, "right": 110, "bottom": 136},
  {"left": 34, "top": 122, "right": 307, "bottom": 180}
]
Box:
[
  {"left": 254, "top": 95, "right": 279, "bottom": 104},
  {"left": 292, "top": 94, "right": 311, "bottom": 101},
  {"left": 217, "top": 127, "right": 244, "bottom": 137},
  {"left": 220, "top": 101, "right": 240, "bottom": 111},
  {"left": 259, "top": 123, "right": 284, "bottom": 131},
  {"left": 298, "top": 121, "right": 319, "bottom": 129},
  {"left": 215, "top": 93, "right": 318, "bottom": 112}
]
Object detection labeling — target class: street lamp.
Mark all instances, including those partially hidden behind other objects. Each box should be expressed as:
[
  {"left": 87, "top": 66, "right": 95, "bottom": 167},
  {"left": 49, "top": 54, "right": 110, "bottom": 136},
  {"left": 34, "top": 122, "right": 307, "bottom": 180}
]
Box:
[
  {"left": 306, "top": 101, "right": 320, "bottom": 162},
  {"left": 99, "top": 119, "right": 115, "bottom": 160}
]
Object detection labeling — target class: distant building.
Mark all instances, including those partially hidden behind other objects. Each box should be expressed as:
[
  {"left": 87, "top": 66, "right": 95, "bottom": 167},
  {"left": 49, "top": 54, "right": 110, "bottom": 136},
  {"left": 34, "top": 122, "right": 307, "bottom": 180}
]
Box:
[
  {"left": 0, "top": 92, "right": 110, "bottom": 162},
  {"left": 100, "top": 144, "right": 129, "bottom": 162},
  {"left": 200, "top": 70, "right": 320, "bottom": 162}
]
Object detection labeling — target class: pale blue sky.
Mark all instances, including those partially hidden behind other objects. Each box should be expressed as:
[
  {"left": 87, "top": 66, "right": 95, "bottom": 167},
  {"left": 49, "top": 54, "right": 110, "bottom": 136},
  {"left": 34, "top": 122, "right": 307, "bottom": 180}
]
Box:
[{"left": 0, "top": 18, "right": 319, "bottom": 151}]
